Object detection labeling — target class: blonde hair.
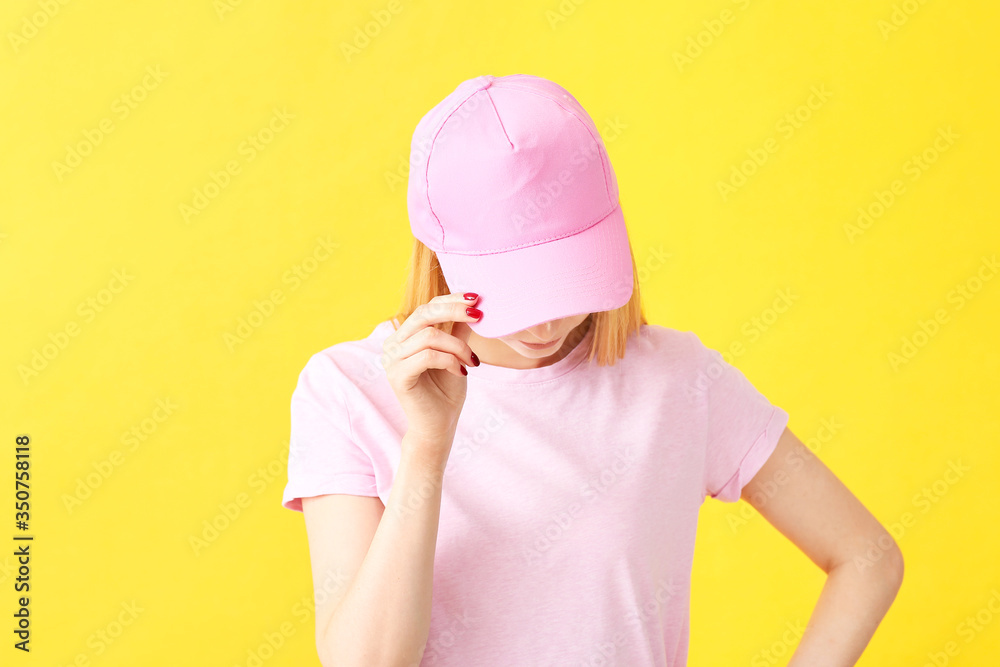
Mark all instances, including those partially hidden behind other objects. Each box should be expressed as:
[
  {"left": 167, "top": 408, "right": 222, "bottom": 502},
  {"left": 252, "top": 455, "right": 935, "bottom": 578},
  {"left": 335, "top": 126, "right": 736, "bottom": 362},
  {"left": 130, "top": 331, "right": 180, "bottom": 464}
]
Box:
[{"left": 390, "top": 214, "right": 648, "bottom": 368}]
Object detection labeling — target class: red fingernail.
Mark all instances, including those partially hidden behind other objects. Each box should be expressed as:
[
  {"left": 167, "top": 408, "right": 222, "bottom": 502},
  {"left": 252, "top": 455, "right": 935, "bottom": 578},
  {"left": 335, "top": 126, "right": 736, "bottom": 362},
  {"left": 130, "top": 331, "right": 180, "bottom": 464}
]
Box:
[
  {"left": 464, "top": 292, "right": 478, "bottom": 301},
  {"left": 467, "top": 307, "right": 482, "bottom": 320},
  {"left": 471, "top": 352, "right": 480, "bottom": 366},
  {"left": 461, "top": 365, "right": 468, "bottom": 376}
]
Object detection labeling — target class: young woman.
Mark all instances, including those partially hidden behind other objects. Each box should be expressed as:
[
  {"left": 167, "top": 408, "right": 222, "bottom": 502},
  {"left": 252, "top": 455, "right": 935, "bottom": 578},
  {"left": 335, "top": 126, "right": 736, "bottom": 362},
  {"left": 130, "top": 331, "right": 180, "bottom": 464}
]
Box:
[{"left": 282, "top": 74, "right": 904, "bottom": 666}]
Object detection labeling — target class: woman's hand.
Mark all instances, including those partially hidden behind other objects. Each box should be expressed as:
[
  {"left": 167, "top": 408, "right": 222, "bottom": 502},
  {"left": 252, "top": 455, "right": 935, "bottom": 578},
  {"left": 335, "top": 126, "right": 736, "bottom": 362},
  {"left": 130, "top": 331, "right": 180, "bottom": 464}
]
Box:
[{"left": 382, "top": 292, "right": 482, "bottom": 466}]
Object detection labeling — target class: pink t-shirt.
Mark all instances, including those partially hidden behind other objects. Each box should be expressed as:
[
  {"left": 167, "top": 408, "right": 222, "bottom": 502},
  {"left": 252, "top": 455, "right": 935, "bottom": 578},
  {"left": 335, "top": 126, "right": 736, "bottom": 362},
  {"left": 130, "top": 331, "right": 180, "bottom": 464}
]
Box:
[{"left": 282, "top": 318, "right": 789, "bottom": 666}]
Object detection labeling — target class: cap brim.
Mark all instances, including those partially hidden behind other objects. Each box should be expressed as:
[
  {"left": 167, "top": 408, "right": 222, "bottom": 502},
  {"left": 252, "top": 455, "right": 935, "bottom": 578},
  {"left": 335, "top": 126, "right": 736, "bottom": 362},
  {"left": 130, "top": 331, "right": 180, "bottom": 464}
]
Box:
[{"left": 435, "top": 203, "right": 635, "bottom": 339}]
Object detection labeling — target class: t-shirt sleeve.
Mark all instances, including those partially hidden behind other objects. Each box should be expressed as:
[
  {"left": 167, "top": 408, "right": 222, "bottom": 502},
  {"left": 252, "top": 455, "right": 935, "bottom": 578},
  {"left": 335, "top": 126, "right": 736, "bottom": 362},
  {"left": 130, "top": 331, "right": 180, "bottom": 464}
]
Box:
[
  {"left": 281, "top": 352, "right": 378, "bottom": 513},
  {"left": 687, "top": 333, "right": 790, "bottom": 503}
]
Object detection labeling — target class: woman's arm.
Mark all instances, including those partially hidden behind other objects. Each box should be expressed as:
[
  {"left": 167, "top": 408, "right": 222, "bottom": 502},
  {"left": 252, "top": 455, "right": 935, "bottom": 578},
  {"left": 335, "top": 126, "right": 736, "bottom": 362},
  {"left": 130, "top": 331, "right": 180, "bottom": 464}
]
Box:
[
  {"left": 740, "top": 426, "right": 905, "bottom": 666},
  {"left": 306, "top": 432, "right": 451, "bottom": 667}
]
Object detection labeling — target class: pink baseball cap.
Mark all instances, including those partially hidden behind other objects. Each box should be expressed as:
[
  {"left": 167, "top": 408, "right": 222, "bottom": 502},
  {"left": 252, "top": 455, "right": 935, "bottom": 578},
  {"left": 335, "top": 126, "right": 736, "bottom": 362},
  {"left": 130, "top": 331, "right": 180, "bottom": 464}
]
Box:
[{"left": 406, "top": 73, "right": 634, "bottom": 339}]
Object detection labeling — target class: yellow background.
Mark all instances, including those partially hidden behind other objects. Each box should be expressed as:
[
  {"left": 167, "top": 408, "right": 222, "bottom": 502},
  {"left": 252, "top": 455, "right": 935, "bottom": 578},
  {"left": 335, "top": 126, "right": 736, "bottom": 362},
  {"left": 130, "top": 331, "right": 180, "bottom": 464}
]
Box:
[{"left": 2, "top": 0, "right": 998, "bottom": 664}]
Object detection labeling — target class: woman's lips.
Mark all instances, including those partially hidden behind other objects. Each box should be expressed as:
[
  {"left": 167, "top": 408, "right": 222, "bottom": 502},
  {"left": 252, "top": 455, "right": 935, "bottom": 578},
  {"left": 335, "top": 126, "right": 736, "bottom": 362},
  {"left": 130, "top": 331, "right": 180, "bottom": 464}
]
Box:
[{"left": 520, "top": 338, "right": 558, "bottom": 349}]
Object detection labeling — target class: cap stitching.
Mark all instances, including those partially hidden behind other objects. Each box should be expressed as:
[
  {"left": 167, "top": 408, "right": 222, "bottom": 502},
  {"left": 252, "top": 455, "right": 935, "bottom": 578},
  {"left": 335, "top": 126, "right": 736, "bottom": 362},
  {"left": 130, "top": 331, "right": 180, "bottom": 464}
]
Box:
[
  {"left": 496, "top": 84, "right": 616, "bottom": 205},
  {"left": 425, "top": 84, "right": 492, "bottom": 249},
  {"left": 424, "top": 79, "right": 617, "bottom": 254},
  {"left": 485, "top": 88, "right": 514, "bottom": 149}
]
